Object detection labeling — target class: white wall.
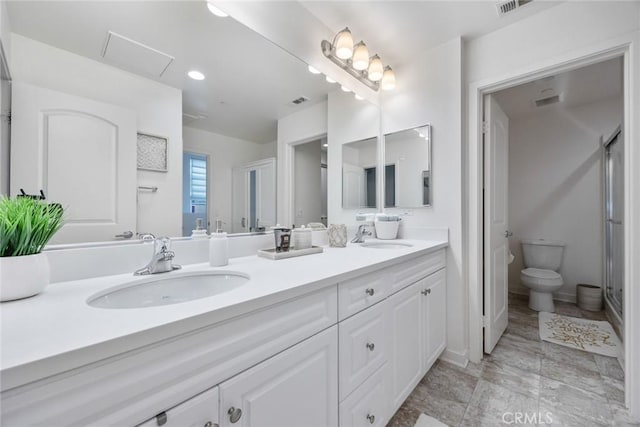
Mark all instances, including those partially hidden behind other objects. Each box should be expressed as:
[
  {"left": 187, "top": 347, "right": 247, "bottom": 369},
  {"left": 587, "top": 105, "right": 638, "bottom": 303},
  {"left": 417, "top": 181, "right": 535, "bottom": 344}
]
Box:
[
  {"left": 10, "top": 34, "right": 183, "bottom": 237},
  {"left": 183, "top": 126, "right": 275, "bottom": 232},
  {"left": 293, "top": 140, "right": 322, "bottom": 227},
  {"left": 506, "top": 96, "right": 623, "bottom": 302},
  {"left": 382, "top": 37, "right": 464, "bottom": 365},
  {"left": 0, "top": 0, "right": 11, "bottom": 196},
  {"left": 328, "top": 90, "right": 381, "bottom": 226},
  {"left": 277, "top": 100, "right": 327, "bottom": 226}
]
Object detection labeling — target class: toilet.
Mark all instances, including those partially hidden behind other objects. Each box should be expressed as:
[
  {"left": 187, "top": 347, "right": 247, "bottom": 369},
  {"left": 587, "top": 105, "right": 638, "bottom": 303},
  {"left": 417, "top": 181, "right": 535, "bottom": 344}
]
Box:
[{"left": 520, "top": 239, "right": 565, "bottom": 312}]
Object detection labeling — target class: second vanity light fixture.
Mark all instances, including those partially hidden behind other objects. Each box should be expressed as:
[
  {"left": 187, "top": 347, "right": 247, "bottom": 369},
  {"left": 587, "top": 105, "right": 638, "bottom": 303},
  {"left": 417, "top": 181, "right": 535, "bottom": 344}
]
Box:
[{"left": 321, "top": 27, "right": 396, "bottom": 92}]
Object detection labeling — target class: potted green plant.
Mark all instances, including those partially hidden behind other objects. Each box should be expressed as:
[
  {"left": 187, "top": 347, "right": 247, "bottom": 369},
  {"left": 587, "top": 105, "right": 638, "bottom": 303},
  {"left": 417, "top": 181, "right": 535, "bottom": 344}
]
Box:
[{"left": 0, "top": 196, "right": 64, "bottom": 301}]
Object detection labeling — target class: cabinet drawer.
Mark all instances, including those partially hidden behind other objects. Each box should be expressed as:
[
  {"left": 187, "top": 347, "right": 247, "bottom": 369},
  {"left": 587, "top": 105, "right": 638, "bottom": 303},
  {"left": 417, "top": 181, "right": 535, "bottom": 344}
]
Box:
[
  {"left": 339, "top": 301, "right": 388, "bottom": 400},
  {"left": 1, "top": 286, "right": 337, "bottom": 427},
  {"left": 137, "top": 386, "right": 219, "bottom": 427},
  {"left": 339, "top": 363, "right": 389, "bottom": 427},
  {"left": 389, "top": 249, "right": 446, "bottom": 294},
  {"left": 339, "top": 269, "right": 390, "bottom": 320}
]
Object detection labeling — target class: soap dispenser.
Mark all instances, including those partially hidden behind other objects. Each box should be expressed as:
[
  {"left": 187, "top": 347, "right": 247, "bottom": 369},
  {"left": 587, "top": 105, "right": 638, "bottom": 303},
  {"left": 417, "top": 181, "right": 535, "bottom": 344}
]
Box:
[{"left": 209, "top": 219, "right": 229, "bottom": 267}]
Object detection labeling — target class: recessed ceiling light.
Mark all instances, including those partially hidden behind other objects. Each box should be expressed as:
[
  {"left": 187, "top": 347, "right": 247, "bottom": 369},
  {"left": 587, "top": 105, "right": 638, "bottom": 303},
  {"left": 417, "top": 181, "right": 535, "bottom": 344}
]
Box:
[
  {"left": 323, "top": 143, "right": 329, "bottom": 148},
  {"left": 354, "top": 94, "right": 364, "bottom": 101},
  {"left": 206, "top": 1, "right": 228, "bottom": 17},
  {"left": 326, "top": 76, "right": 336, "bottom": 84},
  {"left": 341, "top": 85, "right": 351, "bottom": 93},
  {"left": 188, "top": 70, "right": 205, "bottom": 80},
  {"left": 308, "top": 65, "right": 321, "bottom": 74}
]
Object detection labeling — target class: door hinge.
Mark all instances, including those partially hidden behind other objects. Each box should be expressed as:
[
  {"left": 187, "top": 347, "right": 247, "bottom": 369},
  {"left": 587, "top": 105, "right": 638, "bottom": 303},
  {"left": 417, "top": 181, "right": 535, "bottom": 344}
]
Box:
[
  {"left": 482, "top": 316, "right": 487, "bottom": 327},
  {"left": 482, "top": 121, "right": 489, "bottom": 134}
]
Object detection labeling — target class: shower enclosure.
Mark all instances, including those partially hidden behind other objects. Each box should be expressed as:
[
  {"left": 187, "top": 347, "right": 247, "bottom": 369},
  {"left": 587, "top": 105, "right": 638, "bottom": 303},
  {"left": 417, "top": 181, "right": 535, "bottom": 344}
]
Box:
[{"left": 604, "top": 126, "right": 624, "bottom": 318}]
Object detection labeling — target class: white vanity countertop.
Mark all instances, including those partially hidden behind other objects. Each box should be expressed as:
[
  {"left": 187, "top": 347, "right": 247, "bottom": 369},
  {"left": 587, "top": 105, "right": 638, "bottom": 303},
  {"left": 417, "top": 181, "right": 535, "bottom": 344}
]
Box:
[{"left": 0, "top": 239, "right": 447, "bottom": 391}]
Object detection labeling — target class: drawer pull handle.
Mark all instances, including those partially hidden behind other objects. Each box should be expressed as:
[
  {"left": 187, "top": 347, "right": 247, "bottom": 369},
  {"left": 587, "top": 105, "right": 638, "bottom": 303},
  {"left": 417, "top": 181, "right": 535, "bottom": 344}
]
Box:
[
  {"left": 366, "top": 342, "right": 375, "bottom": 351},
  {"left": 365, "top": 288, "right": 375, "bottom": 296},
  {"left": 228, "top": 407, "right": 242, "bottom": 423},
  {"left": 367, "top": 413, "right": 376, "bottom": 424},
  {"left": 421, "top": 288, "right": 431, "bottom": 296},
  {"left": 204, "top": 422, "right": 216, "bottom": 427}
]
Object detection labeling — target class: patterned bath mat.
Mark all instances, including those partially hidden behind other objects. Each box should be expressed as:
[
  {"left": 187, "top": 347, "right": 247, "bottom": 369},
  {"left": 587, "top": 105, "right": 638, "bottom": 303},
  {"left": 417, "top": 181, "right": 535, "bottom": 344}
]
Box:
[
  {"left": 414, "top": 413, "right": 448, "bottom": 427},
  {"left": 539, "top": 312, "right": 620, "bottom": 357}
]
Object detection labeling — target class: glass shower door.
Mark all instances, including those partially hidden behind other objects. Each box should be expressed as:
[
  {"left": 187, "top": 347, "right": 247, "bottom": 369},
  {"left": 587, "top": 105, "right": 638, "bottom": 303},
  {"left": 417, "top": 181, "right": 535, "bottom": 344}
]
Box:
[{"left": 604, "top": 128, "right": 624, "bottom": 316}]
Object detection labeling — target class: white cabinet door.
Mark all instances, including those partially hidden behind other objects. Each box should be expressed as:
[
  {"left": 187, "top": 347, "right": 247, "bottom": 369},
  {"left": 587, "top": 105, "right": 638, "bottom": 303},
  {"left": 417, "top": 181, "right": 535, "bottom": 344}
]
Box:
[
  {"left": 137, "top": 387, "right": 219, "bottom": 427},
  {"left": 339, "top": 300, "right": 388, "bottom": 400},
  {"left": 10, "top": 82, "right": 137, "bottom": 244},
  {"left": 387, "top": 282, "right": 422, "bottom": 413},
  {"left": 421, "top": 269, "right": 447, "bottom": 371},
  {"left": 219, "top": 326, "right": 338, "bottom": 427}
]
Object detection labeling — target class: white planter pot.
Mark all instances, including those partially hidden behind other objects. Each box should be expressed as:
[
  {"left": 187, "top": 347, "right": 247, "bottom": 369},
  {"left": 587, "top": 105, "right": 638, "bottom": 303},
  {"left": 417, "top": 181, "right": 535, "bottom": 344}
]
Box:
[{"left": 0, "top": 253, "right": 50, "bottom": 302}]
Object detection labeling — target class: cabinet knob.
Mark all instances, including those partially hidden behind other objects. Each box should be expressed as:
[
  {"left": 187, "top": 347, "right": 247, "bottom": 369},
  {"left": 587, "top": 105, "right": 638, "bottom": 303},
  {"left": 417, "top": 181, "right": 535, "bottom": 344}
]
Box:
[
  {"left": 228, "top": 407, "right": 242, "bottom": 423},
  {"left": 203, "top": 422, "right": 217, "bottom": 427},
  {"left": 366, "top": 342, "right": 375, "bottom": 351},
  {"left": 421, "top": 288, "right": 431, "bottom": 296},
  {"left": 365, "top": 288, "right": 375, "bottom": 296},
  {"left": 367, "top": 413, "right": 376, "bottom": 424}
]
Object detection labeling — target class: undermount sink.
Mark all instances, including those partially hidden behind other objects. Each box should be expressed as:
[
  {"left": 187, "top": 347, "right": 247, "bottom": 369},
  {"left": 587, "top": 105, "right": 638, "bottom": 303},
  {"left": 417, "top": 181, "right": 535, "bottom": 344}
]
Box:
[
  {"left": 360, "top": 241, "right": 413, "bottom": 249},
  {"left": 87, "top": 271, "right": 250, "bottom": 309}
]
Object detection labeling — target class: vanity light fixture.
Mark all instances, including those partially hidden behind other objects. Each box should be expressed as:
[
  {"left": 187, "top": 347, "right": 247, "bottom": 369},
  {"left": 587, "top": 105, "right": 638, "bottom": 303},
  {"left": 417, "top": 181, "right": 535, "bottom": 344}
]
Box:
[
  {"left": 187, "top": 70, "right": 205, "bottom": 80},
  {"left": 321, "top": 28, "right": 395, "bottom": 91},
  {"left": 206, "top": 1, "right": 228, "bottom": 17}
]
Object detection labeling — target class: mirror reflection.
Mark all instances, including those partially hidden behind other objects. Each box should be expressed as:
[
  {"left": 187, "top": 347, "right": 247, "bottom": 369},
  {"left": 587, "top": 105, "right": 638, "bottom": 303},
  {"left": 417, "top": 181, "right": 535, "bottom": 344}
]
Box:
[
  {"left": 342, "top": 137, "right": 378, "bottom": 209},
  {"left": 293, "top": 138, "right": 328, "bottom": 228},
  {"left": 384, "top": 124, "right": 432, "bottom": 207},
  {"left": 2, "top": 1, "right": 370, "bottom": 244}
]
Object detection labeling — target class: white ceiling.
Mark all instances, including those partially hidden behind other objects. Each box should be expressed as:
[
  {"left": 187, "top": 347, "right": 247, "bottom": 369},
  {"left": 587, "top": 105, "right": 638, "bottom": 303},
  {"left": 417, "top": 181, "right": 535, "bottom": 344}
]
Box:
[
  {"left": 6, "top": 1, "right": 335, "bottom": 143},
  {"left": 6, "top": 1, "right": 562, "bottom": 143},
  {"left": 494, "top": 57, "right": 623, "bottom": 118}
]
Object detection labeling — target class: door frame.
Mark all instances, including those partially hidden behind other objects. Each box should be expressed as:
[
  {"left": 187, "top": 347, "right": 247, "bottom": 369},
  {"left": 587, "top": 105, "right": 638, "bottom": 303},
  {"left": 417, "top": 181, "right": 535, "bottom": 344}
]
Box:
[{"left": 466, "top": 37, "right": 639, "bottom": 414}]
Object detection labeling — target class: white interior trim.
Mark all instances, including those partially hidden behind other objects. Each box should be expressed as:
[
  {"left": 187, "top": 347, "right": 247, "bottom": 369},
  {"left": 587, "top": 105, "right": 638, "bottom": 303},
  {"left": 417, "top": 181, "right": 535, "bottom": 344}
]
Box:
[{"left": 465, "top": 33, "right": 639, "bottom": 416}]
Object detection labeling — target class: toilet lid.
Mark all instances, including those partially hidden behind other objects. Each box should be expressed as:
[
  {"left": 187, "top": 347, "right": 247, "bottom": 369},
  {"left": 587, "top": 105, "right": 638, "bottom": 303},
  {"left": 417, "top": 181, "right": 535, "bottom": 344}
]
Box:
[{"left": 521, "top": 268, "right": 561, "bottom": 280}]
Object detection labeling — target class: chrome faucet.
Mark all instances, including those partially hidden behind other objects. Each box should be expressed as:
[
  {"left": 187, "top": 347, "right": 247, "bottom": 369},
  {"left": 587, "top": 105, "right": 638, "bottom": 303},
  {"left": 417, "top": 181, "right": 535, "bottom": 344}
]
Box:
[
  {"left": 351, "top": 224, "right": 373, "bottom": 243},
  {"left": 134, "top": 237, "right": 181, "bottom": 275}
]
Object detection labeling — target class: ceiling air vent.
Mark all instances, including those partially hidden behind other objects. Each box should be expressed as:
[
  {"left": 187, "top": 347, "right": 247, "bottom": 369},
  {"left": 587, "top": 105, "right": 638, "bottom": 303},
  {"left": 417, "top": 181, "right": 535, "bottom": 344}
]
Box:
[
  {"left": 496, "top": 0, "right": 533, "bottom": 16},
  {"left": 291, "top": 96, "right": 310, "bottom": 105},
  {"left": 534, "top": 95, "right": 561, "bottom": 108}
]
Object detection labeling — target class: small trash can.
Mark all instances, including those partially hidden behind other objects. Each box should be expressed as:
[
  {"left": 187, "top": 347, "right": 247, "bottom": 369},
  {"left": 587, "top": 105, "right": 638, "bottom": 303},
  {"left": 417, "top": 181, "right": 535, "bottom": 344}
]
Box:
[{"left": 577, "top": 284, "right": 603, "bottom": 311}]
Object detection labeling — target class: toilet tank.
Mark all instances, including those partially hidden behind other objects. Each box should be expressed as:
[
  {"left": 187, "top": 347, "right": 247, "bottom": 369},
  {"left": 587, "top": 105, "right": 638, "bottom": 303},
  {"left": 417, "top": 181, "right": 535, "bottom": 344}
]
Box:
[{"left": 521, "top": 239, "right": 565, "bottom": 271}]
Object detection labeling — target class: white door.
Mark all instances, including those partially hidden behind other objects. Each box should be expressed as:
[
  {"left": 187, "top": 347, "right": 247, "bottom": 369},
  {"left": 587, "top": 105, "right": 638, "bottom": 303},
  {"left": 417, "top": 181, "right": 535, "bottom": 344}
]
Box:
[
  {"left": 422, "top": 269, "right": 447, "bottom": 370},
  {"left": 483, "top": 94, "right": 510, "bottom": 354},
  {"left": 387, "top": 282, "right": 422, "bottom": 414},
  {"left": 343, "top": 163, "right": 365, "bottom": 208},
  {"left": 256, "top": 159, "right": 276, "bottom": 229},
  {"left": 219, "top": 326, "right": 338, "bottom": 427},
  {"left": 10, "top": 82, "right": 137, "bottom": 244},
  {"left": 232, "top": 167, "right": 248, "bottom": 233}
]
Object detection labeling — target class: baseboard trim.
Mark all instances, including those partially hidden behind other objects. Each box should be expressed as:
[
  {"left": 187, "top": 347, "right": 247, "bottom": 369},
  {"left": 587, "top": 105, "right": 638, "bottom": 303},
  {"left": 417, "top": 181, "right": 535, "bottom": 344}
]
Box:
[
  {"left": 439, "top": 348, "right": 468, "bottom": 368},
  {"left": 509, "top": 290, "right": 576, "bottom": 304}
]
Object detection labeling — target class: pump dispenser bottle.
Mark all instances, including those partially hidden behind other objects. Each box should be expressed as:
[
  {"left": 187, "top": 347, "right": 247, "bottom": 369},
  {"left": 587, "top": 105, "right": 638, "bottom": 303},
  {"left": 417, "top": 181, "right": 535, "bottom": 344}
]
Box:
[{"left": 209, "top": 219, "right": 229, "bottom": 266}]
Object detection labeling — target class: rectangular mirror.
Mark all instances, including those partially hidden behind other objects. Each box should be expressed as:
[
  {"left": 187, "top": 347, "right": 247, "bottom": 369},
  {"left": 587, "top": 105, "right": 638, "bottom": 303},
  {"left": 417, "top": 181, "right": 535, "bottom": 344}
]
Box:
[
  {"left": 342, "top": 137, "right": 378, "bottom": 209},
  {"left": 383, "top": 124, "right": 432, "bottom": 208}
]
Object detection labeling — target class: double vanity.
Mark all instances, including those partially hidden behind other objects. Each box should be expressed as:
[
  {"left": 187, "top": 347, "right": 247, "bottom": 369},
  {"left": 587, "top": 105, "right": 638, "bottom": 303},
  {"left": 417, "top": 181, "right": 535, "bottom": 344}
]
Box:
[{"left": 1, "top": 238, "right": 447, "bottom": 426}]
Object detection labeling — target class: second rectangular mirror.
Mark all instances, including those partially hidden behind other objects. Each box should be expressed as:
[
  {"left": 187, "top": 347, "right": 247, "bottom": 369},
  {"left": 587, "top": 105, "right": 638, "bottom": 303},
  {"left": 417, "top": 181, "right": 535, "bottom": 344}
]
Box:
[
  {"left": 384, "top": 124, "right": 432, "bottom": 208},
  {"left": 342, "top": 137, "right": 378, "bottom": 209}
]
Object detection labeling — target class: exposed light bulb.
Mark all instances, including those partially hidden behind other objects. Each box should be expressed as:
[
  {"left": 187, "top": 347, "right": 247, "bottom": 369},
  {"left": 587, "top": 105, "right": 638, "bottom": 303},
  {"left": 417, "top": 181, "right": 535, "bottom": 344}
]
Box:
[
  {"left": 341, "top": 85, "right": 351, "bottom": 93},
  {"left": 188, "top": 70, "right": 205, "bottom": 80},
  {"left": 354, "top": 94, "right": 364, "bottom": 101},
  {"left": 367, "top": 55, "right": 383, "bottom": 82},
  {"left": 326, "top": 76, "right": 337, "bottom": 84},
  {"left": 206, "top": 1, "right": 228, "bottom": 17},
  {"left": 308, "top": 65, "right": 321, "bottom": 74},
  {"left": 352, "top": 41, "right": 369, "bottom": 71},
  {"left": 334, "top": 27, "right": 354, "bottom": 60},
  {"left": 381, "top": 66, "right": 396, "bottom": 91}
]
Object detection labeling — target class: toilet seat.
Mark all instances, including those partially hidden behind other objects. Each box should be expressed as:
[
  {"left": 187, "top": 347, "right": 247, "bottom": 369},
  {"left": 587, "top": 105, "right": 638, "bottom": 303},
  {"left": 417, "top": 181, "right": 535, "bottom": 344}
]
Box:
[{"left": 521, "top": 268, "right": 561, "bottom": 280}]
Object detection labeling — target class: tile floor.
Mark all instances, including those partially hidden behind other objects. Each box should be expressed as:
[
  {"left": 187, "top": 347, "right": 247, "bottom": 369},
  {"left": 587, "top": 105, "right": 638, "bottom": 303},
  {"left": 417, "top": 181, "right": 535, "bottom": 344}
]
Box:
[{"left": 387, "top": 293, "right": 638, "bottom": 427}]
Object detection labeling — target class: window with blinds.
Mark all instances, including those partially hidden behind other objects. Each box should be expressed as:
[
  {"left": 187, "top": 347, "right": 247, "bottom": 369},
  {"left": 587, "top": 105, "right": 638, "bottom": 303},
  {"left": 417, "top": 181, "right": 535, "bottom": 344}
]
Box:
[{"left": 189, "top": 157, "right": 207, "bottom": 203}]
